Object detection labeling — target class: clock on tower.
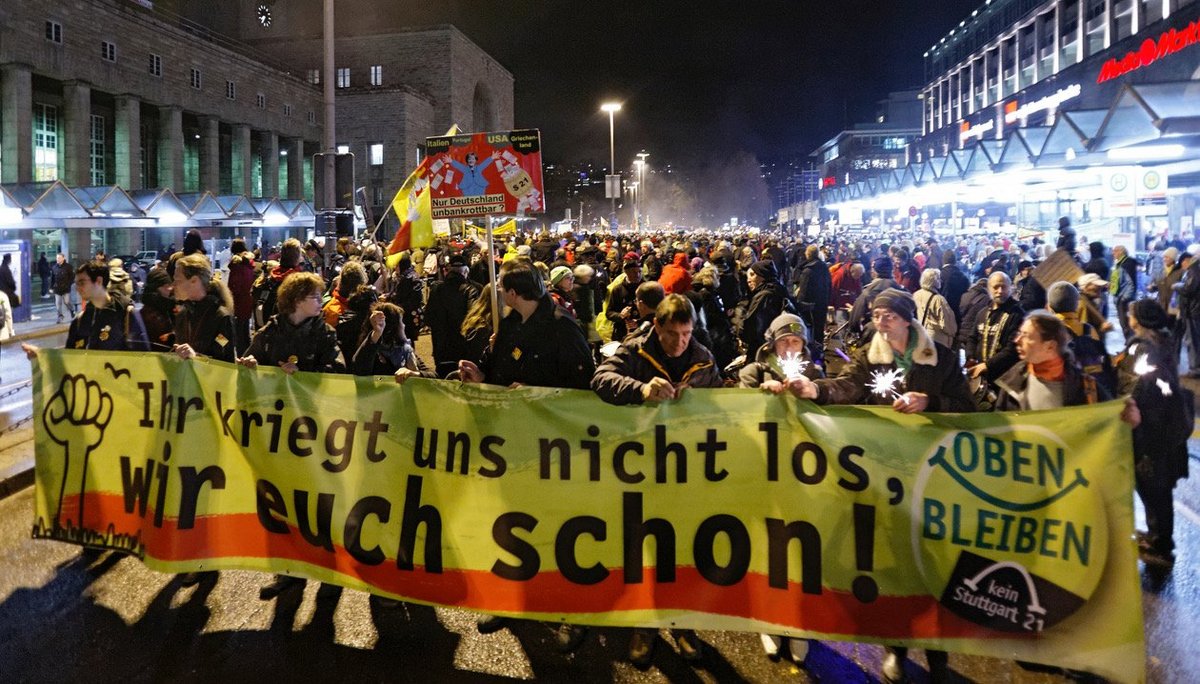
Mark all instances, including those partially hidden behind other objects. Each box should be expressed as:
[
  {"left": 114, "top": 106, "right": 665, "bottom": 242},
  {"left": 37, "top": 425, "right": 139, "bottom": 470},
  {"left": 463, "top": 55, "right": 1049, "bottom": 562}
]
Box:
[{"left": 256, "top": 3, "right": 273, "bottom": 28}]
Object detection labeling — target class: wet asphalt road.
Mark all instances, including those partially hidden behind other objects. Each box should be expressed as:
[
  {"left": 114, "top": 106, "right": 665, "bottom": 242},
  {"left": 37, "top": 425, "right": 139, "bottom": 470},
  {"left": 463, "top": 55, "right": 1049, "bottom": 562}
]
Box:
[{"left": 0, "top": 332, "right": 1196, "bottom": 682}]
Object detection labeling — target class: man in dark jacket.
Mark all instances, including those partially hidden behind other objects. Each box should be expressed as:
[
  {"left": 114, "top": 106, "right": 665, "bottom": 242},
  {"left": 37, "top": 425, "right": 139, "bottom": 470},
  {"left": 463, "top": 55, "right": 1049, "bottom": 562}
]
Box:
[
  {"left": 591, "top": 293, "right": 718, "bottom": 666},
  {"left": 459, "top": 258, "right": 594, "bottom": 643},
  {"left": 1056, "top": 216, "right": 1077, "bottom": 259},
  {"left": 424, "top": 252, "right": 482, "bottom": 376},
  {"left": 1176, "top": 254, "right": 1200, "bottom": 377},
  {"left": 51, "top": 253, "right": 75, "bottom": 323},
  {"left": 604, "top": 256, "right": 644, "bottom": 341},
  {"left": 1111, "top": 245, "right": 1139, "bottom": 341},
  {"left": 938, "top": 250, "right": 970, "bottom": 322},
  {"left": 967, "top": 271, "right": 1025, "bottom": 386},
  {"left": 740, "top": 260, "right": 793, "bottom": 354},
  {"left": 25, "top": 262, "right": 150, "bottom": 356},
  {"left": 794, "top": 244, "right": 832, "bottom": 365},
  {"left": 847, "top": 257, "right": 902, "bottom": 336}
]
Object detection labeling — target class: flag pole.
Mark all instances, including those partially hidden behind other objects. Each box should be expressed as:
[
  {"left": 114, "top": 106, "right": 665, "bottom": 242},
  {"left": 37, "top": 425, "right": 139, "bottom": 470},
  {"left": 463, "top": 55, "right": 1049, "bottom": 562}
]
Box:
[
  {"left": 486, "top": 214, "right": 500, "bottom": 334},
  {"left": 367, "top": 201, "right": 394, "bottom": 242}
]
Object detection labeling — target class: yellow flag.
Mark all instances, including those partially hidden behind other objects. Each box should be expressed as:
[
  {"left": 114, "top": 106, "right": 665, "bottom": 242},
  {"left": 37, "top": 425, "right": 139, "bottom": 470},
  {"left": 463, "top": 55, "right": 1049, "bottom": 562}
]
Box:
[
  {"left": 493, "top": 218, "right": 517, "bottom": 235},
  {"left": 386, "top": 125, "right": 460, "bottom": 254}
]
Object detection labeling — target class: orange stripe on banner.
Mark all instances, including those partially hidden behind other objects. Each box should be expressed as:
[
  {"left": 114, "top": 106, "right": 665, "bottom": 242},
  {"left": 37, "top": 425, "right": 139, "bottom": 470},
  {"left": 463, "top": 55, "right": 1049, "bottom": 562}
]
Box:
[{"left": 69, "top": 493, "right": 1000, "bottom": 640}]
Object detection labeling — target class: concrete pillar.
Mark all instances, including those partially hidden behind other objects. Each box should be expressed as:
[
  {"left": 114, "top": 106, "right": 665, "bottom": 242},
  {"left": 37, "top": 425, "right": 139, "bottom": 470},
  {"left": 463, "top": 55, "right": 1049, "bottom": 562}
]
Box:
[
  {"left": 157, "top": 106, "right": 183, "bottom": 190},
  {"left": 285, "top": 137, "right": 304, "bottom": 199},
  {"left": 114, "top": 95, "right": 141, "bottom": 189},
  {"left": 260, "top": 130, "right": 279, "bottom": 197},
  {"left": 61, "top": 81, "right": 92, "bottom": 187},
  {"left": 231, "top": 124, "right": 252, "bottom": 195},
  {"left": 66, "top": 228, "right": 93, "bottom": 263},
  {"left": 198, "top": 115, "right": 220, "bottom": 193},
  {"left": 1, "top": 63, "right": 33, "bottom": 183}
]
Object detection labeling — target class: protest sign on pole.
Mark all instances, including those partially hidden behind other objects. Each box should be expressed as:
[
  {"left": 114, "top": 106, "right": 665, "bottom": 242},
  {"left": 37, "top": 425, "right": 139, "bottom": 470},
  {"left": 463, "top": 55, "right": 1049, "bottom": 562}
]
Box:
[{"left": 424, "top": 130, "right": 544, "bottom": 220}]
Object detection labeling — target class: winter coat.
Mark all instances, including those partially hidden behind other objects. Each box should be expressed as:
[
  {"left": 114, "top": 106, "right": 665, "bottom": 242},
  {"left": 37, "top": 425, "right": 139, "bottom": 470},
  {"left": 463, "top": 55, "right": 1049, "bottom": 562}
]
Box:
[
  {"left": 658, "top": 253, "right": 693, "bottom": 294},
  {"left": 424, "top": 272, "right": 482, "bottom": 369},
  {"left": 140, "top": 291, "right": 176, "bottom": 351},
  {"left": 738, "top": 343, "right": 823, "bottom": 389},
  {"left": 226, "top": 255, "right": 256, "bottom": 320},
  {"left": 741, "top": 280, "right": 793, "bottom": 353},
  {"left": 813, "top": 322, "right": 975, "bottom": 412},
  {"left": 955, "top": 279, "right": 991, "bottom": 352},
  {"left": 1119, "top": 331, "right": 1188, "bottom": 481},
  {"left": 994, "top": 360, "right": 1105, "bottom": 411},
  {"left": 913, "top": 287, "right": 958, "bottom": 348},
  {"left": 592, "top": 327, "right": 722, "bottom": 405},
  {"left": 245, "top": 313, "right": 345, "bottom": 373},
  {"left": 481, "top": 296, "right": 595, "bottom": 389},
  {"left": 51, "top": 261, "right": 74, "bottom": 295},
  {"left": 65, "top": 296, "right": 150, "bottom": 352},
  {"left": 1178, "top": 260, "right": 1200, "bottom": 318},
  {"left": 794, "top": 258, "right": 832, "bottom": 324},
  {"left": 532, "top": 238, "right": 559, "bottom": 264},
  {"left": 173, "top": 282, "right": 238, "bottom": 362},
  {"left": 830, "top": 262, "right": 863, "bottom": 309},
  {"left": 939, "top": 263, "right": 971, "bottom": 321},
  {"left": 351, "top": 337, "right": 436, "bottom": 378},
  {"left": 970, "top": 297, "right": 1025, "bottom": 381},
  {"left": 386, "top": 269, "right": 424, "bottom": 340},
  {"left": 335, "top": 288, "right": 379, "bottom": 366},
  {"left": 604, "top": 276, "right": 641, "bottom": 341},
  {"left": 847, "top": 277, "right": 902, "bottom": 334},
  {"left": 694, "top": 282, "right": 738, "bottom": 368}
]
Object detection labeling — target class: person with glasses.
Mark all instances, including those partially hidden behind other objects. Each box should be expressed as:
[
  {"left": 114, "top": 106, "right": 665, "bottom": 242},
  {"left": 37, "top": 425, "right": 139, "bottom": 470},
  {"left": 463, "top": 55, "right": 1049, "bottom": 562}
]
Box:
[{"left": 792, "top": 288, "right": 973, "bottom": 682}]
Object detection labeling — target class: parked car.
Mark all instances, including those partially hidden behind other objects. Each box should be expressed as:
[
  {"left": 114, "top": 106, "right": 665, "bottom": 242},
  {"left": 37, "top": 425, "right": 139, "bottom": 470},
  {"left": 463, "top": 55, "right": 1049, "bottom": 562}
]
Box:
[{"left": 134, "top": 251, "right": 159, "bottom": 268}]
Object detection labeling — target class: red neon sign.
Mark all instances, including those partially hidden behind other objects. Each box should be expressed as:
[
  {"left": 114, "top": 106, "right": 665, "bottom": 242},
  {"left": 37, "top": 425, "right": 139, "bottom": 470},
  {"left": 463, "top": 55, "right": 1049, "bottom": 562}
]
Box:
[
  {"left": 1097, "top": 18, "right": 1199, "bottom": 83},
  {"left": 822, "top": 176, "right": 837, "bottom": 188}
]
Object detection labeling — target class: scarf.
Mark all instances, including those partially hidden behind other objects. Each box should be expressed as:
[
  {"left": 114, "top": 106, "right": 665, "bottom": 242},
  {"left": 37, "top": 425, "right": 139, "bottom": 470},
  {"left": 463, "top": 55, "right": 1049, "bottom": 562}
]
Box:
[
  {"left": 1029, "top": 356, "right": 1065, "bottom": 382},
  {"left": 892, "top": 328, "right": 918, "bottom": 375}
]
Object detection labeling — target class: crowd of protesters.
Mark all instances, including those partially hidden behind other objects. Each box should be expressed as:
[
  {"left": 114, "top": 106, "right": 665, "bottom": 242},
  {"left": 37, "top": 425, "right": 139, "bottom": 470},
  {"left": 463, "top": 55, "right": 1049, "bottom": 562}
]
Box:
[{"left": 20, "top": 219, "right": 1196, "bottom": 681}]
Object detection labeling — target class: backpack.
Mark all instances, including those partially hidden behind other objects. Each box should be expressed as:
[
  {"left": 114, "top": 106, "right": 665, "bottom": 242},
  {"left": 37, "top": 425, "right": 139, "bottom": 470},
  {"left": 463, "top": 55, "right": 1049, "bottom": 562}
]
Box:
[{"left": 252, "top": 277, "right": 281, "bottom": 328}]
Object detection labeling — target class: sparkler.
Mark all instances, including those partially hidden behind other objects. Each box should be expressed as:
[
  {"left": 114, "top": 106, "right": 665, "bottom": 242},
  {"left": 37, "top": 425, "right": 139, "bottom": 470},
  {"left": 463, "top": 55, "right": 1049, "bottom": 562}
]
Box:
[
  {"left": 1131, "top": 349, "right": 1173, "bottom": 397},
  {"left": 779, "top": 352, "right": 810, "bottom": 382},
  {"left": 867, "top": 368, "right": 909, "bottom": 404}
]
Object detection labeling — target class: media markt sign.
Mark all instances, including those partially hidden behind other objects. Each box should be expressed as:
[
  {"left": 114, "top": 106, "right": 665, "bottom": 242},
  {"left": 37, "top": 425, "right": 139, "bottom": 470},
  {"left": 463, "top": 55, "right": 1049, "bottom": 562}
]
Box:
[
  {"left": 1097, "top": 17, "right": 1200, "bottom": 83},
  {"left": 913, "top": 427, "right": 1107, "bottom": 633}
]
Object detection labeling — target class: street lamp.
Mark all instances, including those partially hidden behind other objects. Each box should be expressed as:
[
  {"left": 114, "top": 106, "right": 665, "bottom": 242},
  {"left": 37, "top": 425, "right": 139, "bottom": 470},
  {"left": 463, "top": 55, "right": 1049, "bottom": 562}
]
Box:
[
  {"left": 634, "top": 152, "right": 649, "bottom": 229},
  {"left": 601, "top": 102, "right": 621, "bottom": 227},
  {"left": 632, "top": 160, "right": 644, "bottom": 231},
  {"left": 629, "top": 181, "right": 639, "bottom": 230}
]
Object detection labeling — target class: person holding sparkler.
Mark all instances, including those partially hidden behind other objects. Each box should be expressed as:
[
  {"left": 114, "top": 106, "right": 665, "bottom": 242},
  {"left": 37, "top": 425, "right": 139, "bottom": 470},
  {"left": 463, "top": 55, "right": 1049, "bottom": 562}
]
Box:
[
  {"left": 792, "top": 288, "right": 974, "bottom": 413},
  {"left": 739, "top": 313, "right": 823, "bottom": 394}
]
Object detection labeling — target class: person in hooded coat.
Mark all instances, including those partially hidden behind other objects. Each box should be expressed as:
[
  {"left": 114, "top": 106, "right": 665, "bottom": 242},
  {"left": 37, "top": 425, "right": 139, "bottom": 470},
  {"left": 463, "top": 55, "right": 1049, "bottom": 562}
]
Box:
[
  {"left": 740, "top": 260, "right": 793, "bottom": 354},
  {"left": 658, "top": 251, "right": 693, "bottom": 294}
]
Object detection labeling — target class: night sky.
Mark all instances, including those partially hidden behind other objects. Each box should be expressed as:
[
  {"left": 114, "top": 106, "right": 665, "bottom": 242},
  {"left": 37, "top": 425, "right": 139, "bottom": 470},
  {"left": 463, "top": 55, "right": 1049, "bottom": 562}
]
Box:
[{"left": 345, "top": 0, "right": 983, "bottom": 168}]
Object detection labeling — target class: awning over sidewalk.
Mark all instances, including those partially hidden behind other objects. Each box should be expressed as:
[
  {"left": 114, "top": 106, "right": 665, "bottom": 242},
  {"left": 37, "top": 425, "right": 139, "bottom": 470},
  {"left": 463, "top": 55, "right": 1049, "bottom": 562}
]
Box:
[
  {"left": 822, "top": 81, "right": 1200, "bottom": 209},
  {"left": 0, "top": 182, "right": 331, "bottom": 231}
]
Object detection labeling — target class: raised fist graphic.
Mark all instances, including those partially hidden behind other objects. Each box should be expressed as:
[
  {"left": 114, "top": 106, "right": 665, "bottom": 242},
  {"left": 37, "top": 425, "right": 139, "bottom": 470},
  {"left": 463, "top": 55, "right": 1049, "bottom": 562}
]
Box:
[{"left": 42, "top": 375, "right": 113, "bottom": 530}]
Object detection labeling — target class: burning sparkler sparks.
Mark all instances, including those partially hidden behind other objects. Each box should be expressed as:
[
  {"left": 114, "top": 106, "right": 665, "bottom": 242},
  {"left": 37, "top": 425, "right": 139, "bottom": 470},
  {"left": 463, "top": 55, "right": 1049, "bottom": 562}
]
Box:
[
  {"left": 867, "top": 368, "right": 908, "bottom": 403},
  {"left": 779, "top": 352, "right": 809, "bottom": 381},
  {"left": 1133, "top": 355, "right": 1157, "bottom": 376}
]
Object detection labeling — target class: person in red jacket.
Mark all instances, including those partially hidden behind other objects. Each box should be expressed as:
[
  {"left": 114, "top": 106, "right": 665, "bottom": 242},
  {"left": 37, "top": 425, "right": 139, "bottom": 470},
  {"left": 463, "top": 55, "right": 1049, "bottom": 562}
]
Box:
[
  {"left": 658, "top": 251, "right": 693, "bottom": 294},
  {"left": 226, "top": 237, "right": 256, "bottom": 355}
]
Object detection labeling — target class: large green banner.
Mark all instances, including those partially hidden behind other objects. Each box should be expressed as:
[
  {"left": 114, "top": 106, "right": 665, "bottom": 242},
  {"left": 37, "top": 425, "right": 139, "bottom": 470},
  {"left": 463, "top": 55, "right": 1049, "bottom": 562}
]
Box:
[{"left": 31, "top": 349, "right": 1144, "bottom": 682}]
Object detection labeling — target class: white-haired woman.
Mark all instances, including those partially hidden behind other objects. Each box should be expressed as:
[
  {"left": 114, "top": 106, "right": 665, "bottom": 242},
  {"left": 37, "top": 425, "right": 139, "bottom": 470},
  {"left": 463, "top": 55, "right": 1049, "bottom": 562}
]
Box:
[{"left": 913, "top": 268, "right": 957, "bottom": 348}]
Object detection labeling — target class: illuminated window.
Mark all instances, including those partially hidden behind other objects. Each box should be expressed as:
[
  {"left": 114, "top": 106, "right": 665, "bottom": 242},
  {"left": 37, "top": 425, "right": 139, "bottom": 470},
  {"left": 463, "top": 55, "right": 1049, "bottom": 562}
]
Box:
[
  {"left": 337, "top": 144, "right": 350, "bottom": 154},
  {"left": 370, "top": 65, "right": 382, "bottom": 86},
  {"left": 34, "top": 104, "right": 58, "bottom": 181},
  {"left": 90, "top": 115, "right": 106, "bottom": 185},
  {"left": 370, "top": 143, "right": 383, "bottom": 165},
  {"left": 306, "top": 69, "right": 320, "bottom": 85},
  {"left": 336, "top": 68, "right": 350, "bottom": 88}
]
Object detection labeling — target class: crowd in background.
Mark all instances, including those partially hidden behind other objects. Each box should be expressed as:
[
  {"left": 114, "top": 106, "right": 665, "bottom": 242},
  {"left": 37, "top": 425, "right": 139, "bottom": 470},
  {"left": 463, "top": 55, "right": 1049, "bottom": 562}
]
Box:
[{"left": 20, "top": 219, "right": 1196, "bottom": 682}]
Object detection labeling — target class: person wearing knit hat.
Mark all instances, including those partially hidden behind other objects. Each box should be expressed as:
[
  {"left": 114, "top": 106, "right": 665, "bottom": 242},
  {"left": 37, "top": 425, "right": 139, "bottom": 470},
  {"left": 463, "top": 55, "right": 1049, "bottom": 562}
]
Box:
[
  {"left": 549, "top": 265, "right": 572, "bottom": 288},
  {"left": 1118, "top": 295, "right": 1185, "bottom": 568},
  {"left": 1045, "top": 281, "right": 1117, "bottom": 394},
  {"left": 740, "top": 312, "right": 821, "bottom": 391},
  {"left": 750, "top": 259, "right": 778, "bottom": 282},
  {"left": 871, "top": 287, "right": 917, "bottom": 322},
  {"left": 1045, "top": 281, "right": 1079, "bottom": 315}
]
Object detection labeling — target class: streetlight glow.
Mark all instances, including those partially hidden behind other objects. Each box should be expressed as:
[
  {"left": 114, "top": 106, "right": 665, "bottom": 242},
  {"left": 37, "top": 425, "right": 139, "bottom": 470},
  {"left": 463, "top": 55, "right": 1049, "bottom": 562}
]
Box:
[
  {"left": 601, "top": 101, "right": 623, "bottom": 229},
  {"left": 600, "top": 102, "right": 622, "bottom": 113}
]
